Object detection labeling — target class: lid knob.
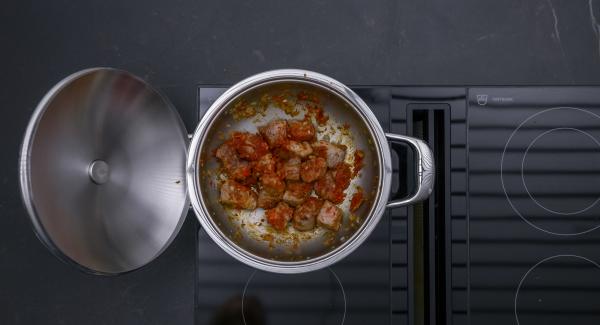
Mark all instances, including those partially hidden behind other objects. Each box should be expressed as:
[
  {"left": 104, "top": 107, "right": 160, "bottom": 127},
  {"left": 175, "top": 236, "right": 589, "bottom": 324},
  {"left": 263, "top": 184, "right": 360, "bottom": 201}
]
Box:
[{"left": 88, "top": 160, "right": 109, "bottom": 184}]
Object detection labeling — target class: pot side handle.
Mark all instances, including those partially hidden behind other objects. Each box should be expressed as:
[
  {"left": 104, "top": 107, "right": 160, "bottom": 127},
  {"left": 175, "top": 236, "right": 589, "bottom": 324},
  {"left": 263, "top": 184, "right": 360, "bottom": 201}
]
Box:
[{"left": 385, "top": 133, "right": 435, "bottom": 209}]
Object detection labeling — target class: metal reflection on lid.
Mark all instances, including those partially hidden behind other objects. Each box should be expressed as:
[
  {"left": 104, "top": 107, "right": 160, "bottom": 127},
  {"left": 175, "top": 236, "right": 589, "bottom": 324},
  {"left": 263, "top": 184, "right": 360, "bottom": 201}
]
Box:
[{"left": 19, "top": 68, "right": 189, "bottom": 275}]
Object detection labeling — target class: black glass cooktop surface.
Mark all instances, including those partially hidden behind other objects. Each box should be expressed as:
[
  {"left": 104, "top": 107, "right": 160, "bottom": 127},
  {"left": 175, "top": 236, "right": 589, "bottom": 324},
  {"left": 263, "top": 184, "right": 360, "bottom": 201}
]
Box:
[
  {"left": 195, "top": 85, "right": 600, "bottom": 325},
  {"left": 468, "top": 87, "right": 600, "bottom": 325}
]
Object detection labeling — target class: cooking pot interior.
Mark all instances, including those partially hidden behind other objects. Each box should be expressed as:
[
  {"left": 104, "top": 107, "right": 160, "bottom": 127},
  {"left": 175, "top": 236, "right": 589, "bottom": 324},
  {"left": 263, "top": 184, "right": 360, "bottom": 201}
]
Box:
[{"left": 196, "top": 80, "right": 384, "bottom": 262}]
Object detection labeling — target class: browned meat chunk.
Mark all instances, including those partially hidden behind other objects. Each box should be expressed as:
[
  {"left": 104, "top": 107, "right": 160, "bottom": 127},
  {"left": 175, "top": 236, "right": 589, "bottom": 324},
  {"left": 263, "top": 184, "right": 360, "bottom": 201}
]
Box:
[
  {"left": 314, "top": 171, "right": 345, "bottom": 204},
  {"left": 350, "top": 187, "right": 365, "bottom": 212},
  {"left": 271, "top": 146, "right": 292, "bottom": 160},
  {"left": 260, "top": 173, "right": 286, "bottom": 196},
  {"left": 254, "top": 153, "right": 277, "bottom": 176},
  {"left": 284, "top": 140, "right": 313, "bottom": 158},
  {"left": 257, "top": 172, "right": 286, "bottom": 209},
  {"left": 215, "top": 142, "right": 251, "bottom": 180},
  {"left": 293, "top": 197, "right": 323, "bottom": 231},
  {"left": 265, "top": 202, "right": 293, "bottom": 231},
  {"left": 287, "top": 119, "right": 316, "bottom": 141},
  {"left": 312, "top": 140, "right": 347, "bottom": 168},
  {"left": 333, "top": 162, "right": 353, "bottom": 191},
  {"left": 215, "top": 142, "right": 237, "bottom": 162},
  {"left": 300, "top": 156, "right": 327, "bottom": 183},
  {"left": 231, "top": 131, "right": 269, "bottom": 161},
  {"left": 219, "top": 180, "right": 257, "bottom": 210},
  {"left": 259, "top": 120, "right": 288, "bottom": 148},
  {"left": 283, "top": 181, "right": 313, "bottom": 206},
  {"left": 317, "top": 200, "right": 343, "bottom": 231},
  {"left": 282, "top": 157, "right": 301, "bottom": 181},
  {"left": 239, "top": 174, "right": 258, "bottom": 187},
  {"left": 257, "top": 189, "right": 282, "bottom": 209}
]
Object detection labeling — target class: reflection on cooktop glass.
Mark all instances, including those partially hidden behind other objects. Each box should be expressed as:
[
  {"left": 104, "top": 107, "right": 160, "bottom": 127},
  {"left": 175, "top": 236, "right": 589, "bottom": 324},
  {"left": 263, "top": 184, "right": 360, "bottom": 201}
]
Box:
[{"left": 195, "top": 223, "right": 392, "bottom": 325}]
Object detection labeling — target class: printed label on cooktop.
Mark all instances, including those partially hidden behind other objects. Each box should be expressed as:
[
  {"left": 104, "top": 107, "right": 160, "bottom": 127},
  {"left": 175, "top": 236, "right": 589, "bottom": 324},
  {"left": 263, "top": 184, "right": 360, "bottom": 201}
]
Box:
[
  {"left": 470, "top": 89, "right": 519, "bottom": 107},
  {"left": 470, "top": 87, "right": 600, "bottom": 108},
  {"left": 474, "top": 93, "right": 514, "bottom": 106}
]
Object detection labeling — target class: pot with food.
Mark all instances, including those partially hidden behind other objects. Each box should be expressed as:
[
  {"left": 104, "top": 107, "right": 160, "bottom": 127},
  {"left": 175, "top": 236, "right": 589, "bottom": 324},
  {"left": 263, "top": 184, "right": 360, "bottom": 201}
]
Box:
[{"left": 187, "top": 69, "right": 435, "bottom": 274}]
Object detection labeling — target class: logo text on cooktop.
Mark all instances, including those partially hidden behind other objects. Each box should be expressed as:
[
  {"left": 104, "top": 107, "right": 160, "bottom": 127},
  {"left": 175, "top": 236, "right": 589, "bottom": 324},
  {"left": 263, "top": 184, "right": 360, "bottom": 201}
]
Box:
[
  {"left": 476, "top": 94, "right": 488, "bottom": 106},
  {"left": 476, "top": 94, "right": 514, "bottom": 106}
]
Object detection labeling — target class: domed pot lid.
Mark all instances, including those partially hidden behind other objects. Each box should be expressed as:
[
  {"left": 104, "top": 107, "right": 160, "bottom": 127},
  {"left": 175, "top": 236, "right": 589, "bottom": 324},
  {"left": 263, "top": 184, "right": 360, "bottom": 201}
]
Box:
[{"left": 19, "top": 68, "right": 189, "bottom": 275}]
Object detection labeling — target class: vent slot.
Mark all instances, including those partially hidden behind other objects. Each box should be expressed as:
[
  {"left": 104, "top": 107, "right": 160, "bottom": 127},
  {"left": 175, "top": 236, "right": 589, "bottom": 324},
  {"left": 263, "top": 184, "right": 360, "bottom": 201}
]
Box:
[{"left": 408, "top": 104, "right": 449, "bottom": 325}]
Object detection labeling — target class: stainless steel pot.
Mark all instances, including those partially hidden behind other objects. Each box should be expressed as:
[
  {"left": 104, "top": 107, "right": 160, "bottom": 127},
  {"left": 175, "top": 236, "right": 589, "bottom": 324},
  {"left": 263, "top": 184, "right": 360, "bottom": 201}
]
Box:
[
  {"left": 187, "top": 70, "right": 434, "bottom": 273},
  {"left": 19, "top": 68, "right": 434, "bottom": 275}
]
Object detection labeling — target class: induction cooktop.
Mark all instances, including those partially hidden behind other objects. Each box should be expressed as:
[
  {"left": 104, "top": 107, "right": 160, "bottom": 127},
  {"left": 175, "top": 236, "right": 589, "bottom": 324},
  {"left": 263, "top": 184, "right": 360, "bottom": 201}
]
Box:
[{"left": 195, "top": 86, "right": 600, "bottom": 325}]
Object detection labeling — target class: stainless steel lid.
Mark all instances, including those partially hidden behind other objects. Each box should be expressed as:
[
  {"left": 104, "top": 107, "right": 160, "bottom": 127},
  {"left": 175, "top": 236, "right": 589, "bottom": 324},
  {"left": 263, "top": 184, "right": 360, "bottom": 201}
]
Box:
[{"left": 19, "top": 68, "right": 189, "bottom": 275}]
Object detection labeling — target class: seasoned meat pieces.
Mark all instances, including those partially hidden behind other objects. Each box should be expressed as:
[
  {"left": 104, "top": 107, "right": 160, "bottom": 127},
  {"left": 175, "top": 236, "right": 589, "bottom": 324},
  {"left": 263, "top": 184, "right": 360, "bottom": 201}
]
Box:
[
  {"left": 287, "top": 119, "right": 316, "bottom": 141},
  {"left": 260, "top": 173, "right": 286, "bottom": 195},
  {"left": 314, "top": 163, "right": 352, "bottom": 203},
  {"left": 254, "top": 153, "right": 277, "bottom": 176},
  {"left": 317, "top": 200, "right": 343, "bottom": 231},
  {"left": 259, "top": 120, "right": 287, "bottom": 148},
  {"left": 257, "top": 190, "right": 282, "bottom": 209},
  {"left": 283, "top": 181, "right": 313, "bottom": 206},
  {"left": 257, "top": 173, "right": 285, "bottom": 209},
  {"left": 282, "top": 157, "right": 301, "bottom": 181},
  {"left": 333, "top": 162, "right": 352, "bottom": 191},
  {"left": 300, "top": 156, "right": 327, "bottom": 183},
  {"left": 265, "top": 202, "right": 294, "bottom": 231},
  {"left": 215, "top": 141, "right": 236, "bottom": 162},
  {"left": 271, "top": 146, "right": 293, "bottom": 160},
  {"left": 215, "top": 116, "right": 361, "bottom": 235},
  {"left": 350, "top": 187, "right": 365, "bottom": 212},
  {"left": 284, "top": 140, "right": 313, "bottom": 158},
  {"left": 312, "top": 140, "right": 347, "bottom": 168},
  {"left": 231, "top": 131, "right": 269, "bottom": 161},
  {"left": 239, "top": 174, "right": 258, "bottom": 187},
  {"left": 293, "top": 197, "right": 323, "bottom": 231},
  {"left": 215, "top": 142, "right": 251, "bottom": 181},
  {"left": 314, "top": 171, "right": 345, "bottom": 204},
  {"left": 219, "top": 180, "right": 257, "bottom": 210}
]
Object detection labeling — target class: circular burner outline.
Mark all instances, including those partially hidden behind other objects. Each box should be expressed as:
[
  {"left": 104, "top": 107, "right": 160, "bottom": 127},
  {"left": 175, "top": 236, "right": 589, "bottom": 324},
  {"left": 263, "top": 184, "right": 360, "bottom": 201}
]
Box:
[
  {"left": 241, "top": 267, "right": 347, "bottom": 325},
  {"left": 514, "top": 254, "right": 600, "bottom": 325},
  {"left": 521, "top": 127, "right": 600, "bottom": 215},
  {"left": 501, "top": 107, "right": 600, "bottom": 236}
]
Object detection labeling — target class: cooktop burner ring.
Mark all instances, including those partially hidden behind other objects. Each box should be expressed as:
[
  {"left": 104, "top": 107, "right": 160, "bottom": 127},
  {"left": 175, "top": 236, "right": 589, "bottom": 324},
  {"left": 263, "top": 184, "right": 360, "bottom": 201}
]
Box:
[
  {"left": 514, "top": 254, "right": 600, "bottom": 325},
  {"left": 501, "top": 106, "right": 600, "bottom": 236},
  {"left": 241, "top": 267, "right": 347, "bottom": 325},
  {"left": 521, "top": 127, "right": 600, "bottom": 216}
]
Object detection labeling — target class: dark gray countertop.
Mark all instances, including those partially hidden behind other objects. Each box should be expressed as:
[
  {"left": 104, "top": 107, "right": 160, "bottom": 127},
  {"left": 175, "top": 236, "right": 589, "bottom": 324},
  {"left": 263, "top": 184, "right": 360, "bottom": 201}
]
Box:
[{"left": 2, "top": 0, "right": 600, "bottom": 324}]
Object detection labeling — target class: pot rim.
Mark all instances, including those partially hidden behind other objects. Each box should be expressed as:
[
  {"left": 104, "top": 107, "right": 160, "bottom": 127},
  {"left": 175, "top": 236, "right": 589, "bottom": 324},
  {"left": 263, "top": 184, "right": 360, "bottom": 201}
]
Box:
[{"left": 186, "top": 69, "right": 393, "bottom": 273}]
